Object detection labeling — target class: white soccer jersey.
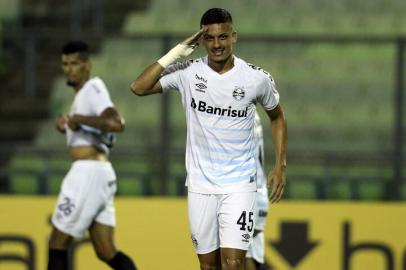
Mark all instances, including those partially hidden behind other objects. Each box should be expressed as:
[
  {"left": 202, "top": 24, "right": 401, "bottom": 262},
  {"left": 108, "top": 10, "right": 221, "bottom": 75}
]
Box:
[
  {"left": 66, "top": 77, "right": 114, "bottom": 153},
  {"left": 160, "top": 56, "right": 279, "bottom": 194}
]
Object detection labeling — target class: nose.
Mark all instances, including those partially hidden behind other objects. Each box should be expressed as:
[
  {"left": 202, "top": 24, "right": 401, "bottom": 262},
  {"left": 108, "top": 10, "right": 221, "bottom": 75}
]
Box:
[{"left": 213, "top": 38, "right": 220, "bottom": 48}]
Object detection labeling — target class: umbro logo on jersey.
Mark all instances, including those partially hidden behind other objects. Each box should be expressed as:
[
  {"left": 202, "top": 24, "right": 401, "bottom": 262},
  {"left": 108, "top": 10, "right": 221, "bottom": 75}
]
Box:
[
  {"left": 195, "top": 83, "right": 207, "bottom": 89},
  {"left": 191, "top": 98, "right": 248, "bottom": 118},
  {"left": 232, "top": 87, "right": 245, "bottom": 101},
  {"left": 195, "top": 74, "right": 208, "bottom": 93},
  {"left": 195, "top": 83, "right": 207, "bottom": 93}
]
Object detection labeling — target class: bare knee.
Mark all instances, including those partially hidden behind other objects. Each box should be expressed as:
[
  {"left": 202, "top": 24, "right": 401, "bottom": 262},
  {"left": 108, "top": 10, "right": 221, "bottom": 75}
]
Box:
[
  {"left": 93, "top": 241, "right": 117, "bottom": 262},
  {"left": 220, "top": 248, "right": 246, "bottom": 270},
  {"left": 94, "top": 249, "right": 115, "bottom": 262},
  {"left": 222, "top": 257, "right": 244, "bottom": 270}
]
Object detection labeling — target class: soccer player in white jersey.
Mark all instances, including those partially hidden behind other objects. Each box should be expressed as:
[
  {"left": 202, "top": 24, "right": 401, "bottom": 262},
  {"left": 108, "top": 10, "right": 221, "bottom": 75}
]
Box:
[
  {"left": 47, "top": 41, "right": 137, "bottom": 270},
  {"left": 130, "top": 8, "right": 287, "bottom": 270},
  {"left": 246, "top": 111, "right": 270, "bottom": 270}
]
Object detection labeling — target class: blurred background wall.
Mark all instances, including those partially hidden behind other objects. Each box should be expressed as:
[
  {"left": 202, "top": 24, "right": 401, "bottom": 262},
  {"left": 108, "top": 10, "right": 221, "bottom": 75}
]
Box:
[{"left": 0, "top": 0, "right": 405, "bottom": 200}]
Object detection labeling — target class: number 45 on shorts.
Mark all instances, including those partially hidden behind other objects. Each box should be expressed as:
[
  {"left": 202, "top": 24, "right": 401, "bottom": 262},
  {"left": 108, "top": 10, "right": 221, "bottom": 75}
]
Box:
[{"left": 237, "top": 211, "right": 254, "bottom": 232}]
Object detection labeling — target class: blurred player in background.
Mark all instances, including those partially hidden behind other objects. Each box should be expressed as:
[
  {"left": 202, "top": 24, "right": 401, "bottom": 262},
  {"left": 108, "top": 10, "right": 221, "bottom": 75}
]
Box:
[
  {"left": 47, "top": 41, "right": 137, "bottom": 270},
  {"left": 246, "top": 111, "right": 270, "bottom": 270},
  {"left": 130, "top": 8, "right": 287, "bottom": 270}
]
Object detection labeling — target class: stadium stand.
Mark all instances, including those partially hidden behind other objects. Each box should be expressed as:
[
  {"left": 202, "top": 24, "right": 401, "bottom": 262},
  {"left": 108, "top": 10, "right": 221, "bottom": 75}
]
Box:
[
  {"left": 2, "top": 0, "right": 406, "bottom": 199},
  {"left": 0, "top": 0, "right": 149, "bottom": 192}
]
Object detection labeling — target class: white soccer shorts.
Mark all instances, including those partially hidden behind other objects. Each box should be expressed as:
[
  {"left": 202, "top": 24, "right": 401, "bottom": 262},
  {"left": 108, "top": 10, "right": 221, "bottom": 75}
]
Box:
[
  {"left": 188, "top": 191, "right": 256, "bottom": 254},
  {"left": 51, "top": 160, "right": 117, "bottom": 238},
  {"left": 246, "top": 231, "right": 265, "bottom": 264}
]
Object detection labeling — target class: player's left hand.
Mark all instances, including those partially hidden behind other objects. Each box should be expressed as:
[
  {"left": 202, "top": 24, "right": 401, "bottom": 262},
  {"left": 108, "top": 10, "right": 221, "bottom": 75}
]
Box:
[
  {"left": 55, "top": 113, "right": 68, "bottom": 133},
  {"left": 267, "top": 167, "right": 286, "bottom": 203}
]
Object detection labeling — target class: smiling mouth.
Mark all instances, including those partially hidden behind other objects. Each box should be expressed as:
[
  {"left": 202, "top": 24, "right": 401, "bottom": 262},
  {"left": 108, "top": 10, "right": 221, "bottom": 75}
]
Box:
[{"left": 212, "top": 49, "right": 224, "bottom": 56}]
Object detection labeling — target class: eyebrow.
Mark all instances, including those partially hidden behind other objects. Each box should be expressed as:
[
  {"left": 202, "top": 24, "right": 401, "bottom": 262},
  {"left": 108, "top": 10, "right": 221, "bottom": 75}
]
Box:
[{"left": 204, "top": 32, "right": 229, "bottom": 38}]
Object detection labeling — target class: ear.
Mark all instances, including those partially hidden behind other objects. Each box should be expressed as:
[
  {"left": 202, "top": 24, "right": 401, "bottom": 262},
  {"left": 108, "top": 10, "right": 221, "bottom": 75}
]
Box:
[
  {"left": 85, "top": 60, "right": 92, "bottom": 72},
  {"left": 232, "top": 31, "right": 237, "bottom": 43}
]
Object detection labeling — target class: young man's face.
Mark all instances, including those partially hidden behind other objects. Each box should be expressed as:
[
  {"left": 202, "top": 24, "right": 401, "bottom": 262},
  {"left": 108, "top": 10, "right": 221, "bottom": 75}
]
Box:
[
  {"left": 61, "top": 52, "right": 90, "bottom": 88},
  {"left": 202, "top": 22, "right": 237, "bottom": 64}
]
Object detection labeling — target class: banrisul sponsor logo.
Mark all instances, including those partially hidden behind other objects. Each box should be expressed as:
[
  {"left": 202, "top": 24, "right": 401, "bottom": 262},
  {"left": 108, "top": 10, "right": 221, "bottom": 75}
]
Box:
[{"left": 190, "top": 98, "right": 248, "bottom": 117}]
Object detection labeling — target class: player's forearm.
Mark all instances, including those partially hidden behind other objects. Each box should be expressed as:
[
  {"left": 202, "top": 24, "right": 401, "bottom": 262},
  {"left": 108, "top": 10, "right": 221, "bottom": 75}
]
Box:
[
  {"left": 71, "top": 115, "right": 124, "bottom": 132},
  {"left": 131, "top": 42, "right": 200, "bottom": 96},
  {"left": 130, "top": 62, "right": 164, "bottom": 96},
  {"left": 270, "top": 112, "right": 287, "bottom": 170}
]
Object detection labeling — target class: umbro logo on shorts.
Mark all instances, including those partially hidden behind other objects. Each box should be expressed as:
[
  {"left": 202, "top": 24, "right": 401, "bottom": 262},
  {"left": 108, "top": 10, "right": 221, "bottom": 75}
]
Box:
[{"left": 242, "top": 233, "right": 251, "bottom": 243}]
